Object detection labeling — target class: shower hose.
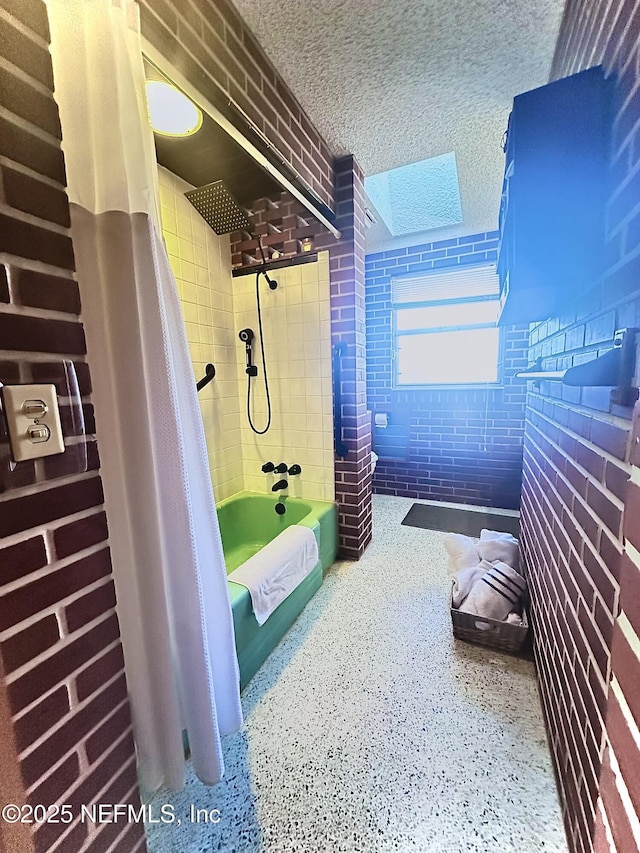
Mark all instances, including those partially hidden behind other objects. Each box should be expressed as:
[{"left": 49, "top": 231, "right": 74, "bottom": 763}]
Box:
[{"left": 247, "top": 236, "right": 272, "bottom": 435}]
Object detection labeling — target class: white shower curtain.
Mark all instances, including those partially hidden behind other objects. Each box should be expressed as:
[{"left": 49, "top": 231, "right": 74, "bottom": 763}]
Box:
[{"left": 46, "top": 0, "right": 242, "bottom": 791}]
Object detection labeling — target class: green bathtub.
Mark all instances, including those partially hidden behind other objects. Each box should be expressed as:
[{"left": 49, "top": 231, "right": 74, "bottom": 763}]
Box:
[{"left": 216, "top": 491, "right": 338, "bottom": 690}]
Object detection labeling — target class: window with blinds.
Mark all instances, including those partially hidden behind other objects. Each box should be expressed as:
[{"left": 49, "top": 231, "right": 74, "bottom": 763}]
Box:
[{"left": 392, "top": 264, "right": 501, "bottom": 386}]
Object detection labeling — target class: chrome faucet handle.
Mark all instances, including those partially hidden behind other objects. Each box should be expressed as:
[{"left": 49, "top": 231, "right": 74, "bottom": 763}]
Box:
[
  {"left": 273, "top": 462, "right": 288, "bottom": 474},
  {"left": 288, "top": 464, "right": 302, "bottom": 475},
  {"left": 261, "top": 461, "right": 275, "bottom": 473}
]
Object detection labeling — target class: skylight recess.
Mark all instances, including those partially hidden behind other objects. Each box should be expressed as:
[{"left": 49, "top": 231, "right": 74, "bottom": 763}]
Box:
[{"left": 364, "top": 152, "right": 463, "bottom": 237}]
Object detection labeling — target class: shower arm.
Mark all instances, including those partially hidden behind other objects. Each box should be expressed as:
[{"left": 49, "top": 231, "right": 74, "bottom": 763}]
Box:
[{"left": 254, "top": 234, "right": 278, "bottom": 290}]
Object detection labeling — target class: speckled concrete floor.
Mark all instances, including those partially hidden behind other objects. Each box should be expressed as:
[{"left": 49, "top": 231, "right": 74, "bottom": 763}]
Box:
[{"left": 146, "top": 495, "right": 568, "bottom": 853}]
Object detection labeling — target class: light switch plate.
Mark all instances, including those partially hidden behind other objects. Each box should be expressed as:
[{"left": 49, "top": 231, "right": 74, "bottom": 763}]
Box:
[{"left": 1, "top": 384, "right": 65, "bottom": 461}]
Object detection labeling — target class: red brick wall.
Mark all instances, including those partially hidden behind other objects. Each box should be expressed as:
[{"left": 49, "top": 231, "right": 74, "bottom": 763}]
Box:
[
  {"left": 230, "top": 189, "right": 326, "bottom": 268},
  {"left": 521, "top": 396, "right": 630, "bottom": 853},
  {"left": 365, "top": 232, "right": 528, "bottom": 509},
  {"left": 522, "top": 1, "right": 640, "bottom": 851},
  {"left": 591, "top": 406, "right": 640, "bottom": 853},
  {"left": 139, "top": 0, "right": 334, "bottom": 210},
  {"left": 0, "top": 4, "right": 145, "bottom": 852},
  {"left": 316, "top": 156, "right": 372, "bottom": 559}
]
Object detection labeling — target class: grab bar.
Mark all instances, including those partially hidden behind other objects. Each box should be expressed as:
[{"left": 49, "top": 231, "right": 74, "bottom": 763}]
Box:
[
  {"left": 332, "top": 343, "right": 349, "bottom": 458},
  {"left": 196, "top": 363, "right": 216, "bottom": 392}
]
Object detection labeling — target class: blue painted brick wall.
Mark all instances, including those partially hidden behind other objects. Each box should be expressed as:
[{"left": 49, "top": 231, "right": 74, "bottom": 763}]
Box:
[{"left": 365, "top": 230, "right": 528, "bottom": 509}]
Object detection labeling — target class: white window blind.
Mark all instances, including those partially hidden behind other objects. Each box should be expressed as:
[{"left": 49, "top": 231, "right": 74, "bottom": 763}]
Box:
[
  {"left": 392, "top": 264, "right": 500, "bottom": 304},
  {"left": 391, "top": 264, "right": 501, "bottom": 387}
]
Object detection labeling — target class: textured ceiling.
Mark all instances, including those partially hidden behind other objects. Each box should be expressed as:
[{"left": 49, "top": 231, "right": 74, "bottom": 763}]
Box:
[{"left": 232, "top": 0, "right": 566, "bottom": 251}]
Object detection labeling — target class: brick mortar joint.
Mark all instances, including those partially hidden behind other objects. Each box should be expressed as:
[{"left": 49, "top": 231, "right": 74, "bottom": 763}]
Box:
[
  {"left": 18, "top": 666, "right": 127, "bottom": 767},
  {"left": 0, "top": 8, "right": 50, "bottom": 50},
  {"left": 527, "top": 390, "right": 633, "bottom": 431},
  {"left": 0, "top": 155, "right": 68, "bottom": 194},
  {"left": 0, "top": 204, "right": 71, "bottom": 241},
  {"left": 0, "top": 301, "right": 81, "bottom": 322},
  {"left": 521, "top": 459, "right": 619, "bottom": 630},
  {"left": 525, "top": 413, "right": 631, "bottom": 494},
  {"left": 0, "top": 570, "right": 114, "bottom": 645},
  {"left": 0, "top": 470, "right": 101, "bottom": 508},
  {"left": 0, "top": 52, "right": 55, "bottom": 102},
  {"left": 0, "top": 103, "right": 61, "bottom": 149}
]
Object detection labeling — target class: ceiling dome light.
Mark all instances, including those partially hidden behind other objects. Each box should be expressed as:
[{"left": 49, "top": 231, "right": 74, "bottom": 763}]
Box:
[{"left": 145, "top": 80, "right": 203, "bottom": 137}]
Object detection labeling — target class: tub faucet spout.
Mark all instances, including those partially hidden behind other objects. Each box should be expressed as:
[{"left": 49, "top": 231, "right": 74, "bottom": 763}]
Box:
[{"left": 272, "top": 479, "right": 288, "bottom": 492}]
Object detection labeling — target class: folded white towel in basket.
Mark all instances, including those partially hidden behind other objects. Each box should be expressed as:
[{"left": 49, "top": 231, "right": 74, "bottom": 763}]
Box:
[
  {"left": 458, "top": 561, "right": 526, "bottom": 622},
  {"left": 477, "top": 529, "right": 520, "bottom": 573},
  {"left": 228, "top": 525, "right": 319, "bottom": 626},
  {"left": 451, "top": 559, "right": 493, "bottom": 608},
  {"left": 443, "top": 532, "right": 480, "bottom": 575}
]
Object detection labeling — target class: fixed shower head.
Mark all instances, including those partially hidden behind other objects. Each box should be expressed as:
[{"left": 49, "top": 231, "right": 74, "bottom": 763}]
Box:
[{"left": 184, "top": 180, "right": 252, "bottom": 235}]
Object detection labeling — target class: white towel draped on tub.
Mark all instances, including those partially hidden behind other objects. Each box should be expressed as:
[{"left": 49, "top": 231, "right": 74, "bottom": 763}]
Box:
[{"left": 229, "top": 526, "right": 319, "bottom": 626}]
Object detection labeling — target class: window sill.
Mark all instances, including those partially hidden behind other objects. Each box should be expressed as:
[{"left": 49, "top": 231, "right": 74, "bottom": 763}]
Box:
[{"left": 391, "top": 382, "right": 504, "bottom": 392}]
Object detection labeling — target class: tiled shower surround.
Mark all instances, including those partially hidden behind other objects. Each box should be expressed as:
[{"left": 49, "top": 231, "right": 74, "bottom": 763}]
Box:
[
  {"left": 365, "top": 231, "right": 528, "bottom": 509},
  {"left": 229, "top": 160, "right": 373, "bottom": 558},
  {"left": 142, "top": 0, "right": 371, "bottom": 559},
  {"left": 159, "top": 166, "right": 335, "bottom": 502},
  {"left": 520, "top": 1, "right": 640, "bottom": 851},
  {"left": 233, "top": 259, "right": 335, "bottom": 501},
  {"left": 159, "top": 167, "right": 244, "bottom": 500}
]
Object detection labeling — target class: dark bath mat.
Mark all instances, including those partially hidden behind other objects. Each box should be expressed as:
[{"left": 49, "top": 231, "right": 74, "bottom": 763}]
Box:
[{"left": 401, "top": 502, "right": 520, "bottom": 539}]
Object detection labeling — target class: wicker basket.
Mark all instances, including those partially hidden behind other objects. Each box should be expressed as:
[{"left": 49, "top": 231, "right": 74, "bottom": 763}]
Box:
[{"left": 450, "top": 589, "right": 529, "bottom": 654}]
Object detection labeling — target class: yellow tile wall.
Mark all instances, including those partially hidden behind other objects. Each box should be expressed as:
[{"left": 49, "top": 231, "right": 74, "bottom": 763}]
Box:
[
  {"left": 234, "top": 253, "right": 335, "bottom": 501},
  {"left": 158, "top": 165, "right": 334, "bottom": 504},
  {"left": 158, "top": 166, "right": 243, "bottom": 501}
]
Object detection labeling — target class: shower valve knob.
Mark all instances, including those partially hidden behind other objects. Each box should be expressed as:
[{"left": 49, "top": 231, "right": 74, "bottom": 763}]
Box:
[
  {"left": 273, "top": 462, "right": 288, "bottom": 474},
  {"left": 261, "top": 462, "right": 275, "bottom": 473},
  {"left": 288, "top": 464, "right": 302, "bottom": 475}
]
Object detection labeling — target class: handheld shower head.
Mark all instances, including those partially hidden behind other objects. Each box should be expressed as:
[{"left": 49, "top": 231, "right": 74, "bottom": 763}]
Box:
[{"left": 239, "top": 328, "right": 257, "bottom": 376}]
